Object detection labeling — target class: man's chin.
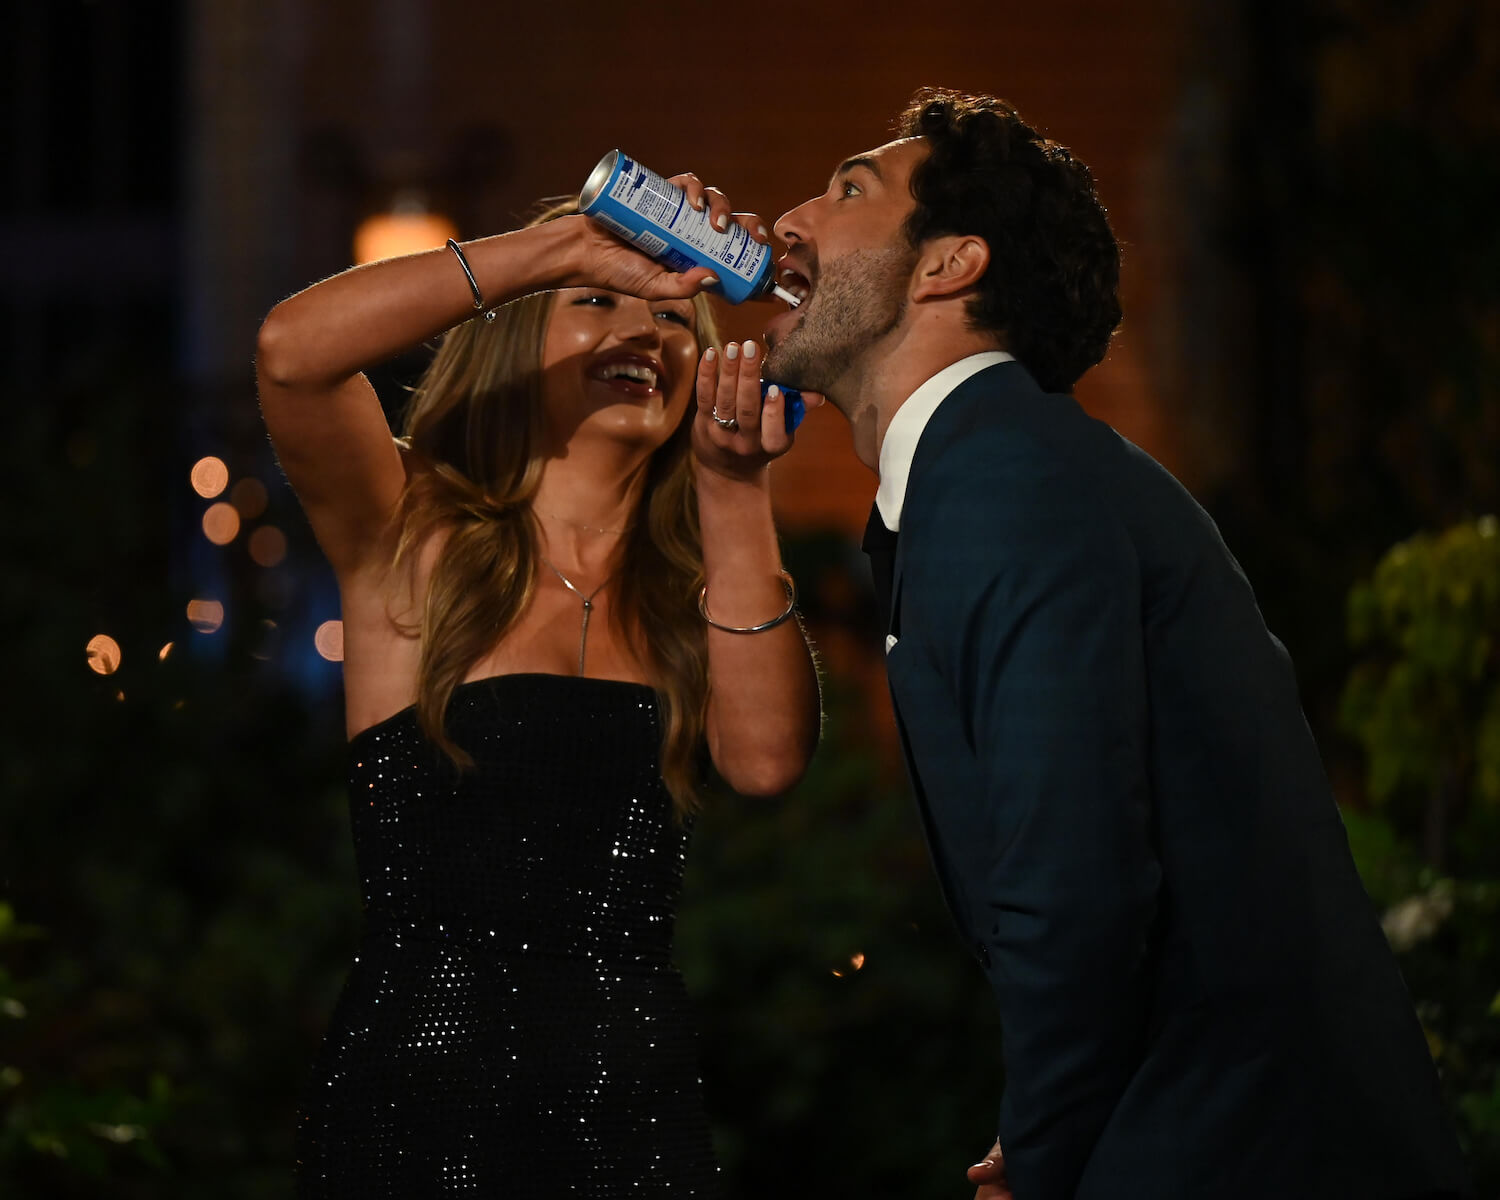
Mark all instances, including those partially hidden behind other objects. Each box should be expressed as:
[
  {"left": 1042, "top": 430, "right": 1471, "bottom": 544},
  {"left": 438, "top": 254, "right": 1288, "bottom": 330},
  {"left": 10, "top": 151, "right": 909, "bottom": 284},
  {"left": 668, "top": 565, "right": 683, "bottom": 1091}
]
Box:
[{"left": 762, "top": 340, "right": 816, "bottom": 394}]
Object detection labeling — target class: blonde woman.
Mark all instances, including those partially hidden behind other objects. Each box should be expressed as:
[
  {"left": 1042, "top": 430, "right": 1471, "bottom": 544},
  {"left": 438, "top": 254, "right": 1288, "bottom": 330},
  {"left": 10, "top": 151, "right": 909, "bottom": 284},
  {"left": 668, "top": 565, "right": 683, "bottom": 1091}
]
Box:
[{"left": 255, "top": 185, "right": 820, "bottom": 1197}]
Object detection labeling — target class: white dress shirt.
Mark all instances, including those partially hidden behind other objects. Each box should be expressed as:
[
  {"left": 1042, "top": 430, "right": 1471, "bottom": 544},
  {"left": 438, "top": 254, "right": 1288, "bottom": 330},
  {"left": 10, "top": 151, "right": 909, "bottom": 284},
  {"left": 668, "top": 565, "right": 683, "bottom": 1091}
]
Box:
[{"left": 874, "top": 351, "right": 1015, "bottom": 532}]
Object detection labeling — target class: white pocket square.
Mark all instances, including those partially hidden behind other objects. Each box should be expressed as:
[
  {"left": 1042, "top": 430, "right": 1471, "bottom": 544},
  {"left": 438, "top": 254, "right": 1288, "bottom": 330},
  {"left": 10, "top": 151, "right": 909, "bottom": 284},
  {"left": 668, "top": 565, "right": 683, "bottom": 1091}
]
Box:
[{"left": 885, "top": 634, "right": 899, "bottom": 654}]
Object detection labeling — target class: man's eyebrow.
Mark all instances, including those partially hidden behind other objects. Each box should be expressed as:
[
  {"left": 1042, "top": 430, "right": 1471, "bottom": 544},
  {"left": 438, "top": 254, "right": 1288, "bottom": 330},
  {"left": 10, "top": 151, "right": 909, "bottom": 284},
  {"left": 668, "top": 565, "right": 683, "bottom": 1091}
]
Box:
[{"left": 832, "top": 155, "right": 883, "bottom": 184}]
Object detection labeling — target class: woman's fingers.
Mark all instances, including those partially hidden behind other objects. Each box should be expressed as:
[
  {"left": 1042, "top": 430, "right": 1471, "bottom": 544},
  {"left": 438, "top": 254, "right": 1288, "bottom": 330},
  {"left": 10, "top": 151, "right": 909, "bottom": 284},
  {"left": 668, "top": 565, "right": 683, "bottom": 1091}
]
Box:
[
  {"left": 695, "top": 340, "right": 797, "bottom": 463},
  {"left": 716, "top": 342, "right": 747, "bottom": 432},
  {"left": 701, "top": 187, "right": 734, "bottom": 233},
  {"left": 734, "top": 342, "right": 762, "bottom": 436},
  {"left": 672, "top": 172, "right": 707, "bottom": 212},
  {"left": 665, "top": 173, "right": 769, "bottom": 243},
  {"left": 760, "top": 385, "right": 790, "bottom": 457},
  {"left": 696, "top": 346, "right": 721, "bottom": 422}
]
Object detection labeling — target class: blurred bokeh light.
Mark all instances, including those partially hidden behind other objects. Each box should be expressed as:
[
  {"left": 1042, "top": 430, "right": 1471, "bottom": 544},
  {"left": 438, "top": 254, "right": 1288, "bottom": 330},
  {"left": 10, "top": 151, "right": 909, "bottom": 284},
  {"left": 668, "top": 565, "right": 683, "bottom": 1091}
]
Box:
[
  {"left": 230, "top": 477, "right": 269, "bottom": 519},
  {"left": 86, "top": 634, "right": 121, "bottom": 675},
  {"left": 314, "top": 619, "right": 344, "bottom": 662},
  {"left": 248, "top": 525, "right": 288, "bottom": 567},
  {"left": 190, "top": 456, "right": 229, "bottom": 499},
  {"left": 353, "top": 196, "right": 458, "bottom": 265},
  {"left": 202, "top": 502, "right": 241, "bottom": 545},
  {"left": 187, "top": 599, "right": 225, "bottom": 633}
]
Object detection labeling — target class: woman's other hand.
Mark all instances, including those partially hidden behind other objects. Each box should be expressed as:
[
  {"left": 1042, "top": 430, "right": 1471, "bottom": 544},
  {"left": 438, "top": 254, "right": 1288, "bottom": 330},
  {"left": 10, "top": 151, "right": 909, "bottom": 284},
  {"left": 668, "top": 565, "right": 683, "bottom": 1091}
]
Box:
[{"left": 693, "top": 339, "right": 824, "bottom": 481}]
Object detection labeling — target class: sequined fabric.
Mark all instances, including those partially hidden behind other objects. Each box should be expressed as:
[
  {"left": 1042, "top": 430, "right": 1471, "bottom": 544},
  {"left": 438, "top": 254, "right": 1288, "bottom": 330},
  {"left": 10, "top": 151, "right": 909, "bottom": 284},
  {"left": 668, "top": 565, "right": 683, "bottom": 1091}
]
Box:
[{"left": 296, "top": 674, "right": 722, "bottom": 1197}]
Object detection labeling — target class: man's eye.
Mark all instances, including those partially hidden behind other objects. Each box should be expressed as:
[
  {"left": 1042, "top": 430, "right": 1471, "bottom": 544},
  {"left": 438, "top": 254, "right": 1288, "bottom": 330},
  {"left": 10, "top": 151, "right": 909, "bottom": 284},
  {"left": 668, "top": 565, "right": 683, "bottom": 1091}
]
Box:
[
  {"left": 840, "top": 180, "right": 862, "bottom": 198},
  {"left": 574, "top": 294, "right": 613, "bottom": 307}
]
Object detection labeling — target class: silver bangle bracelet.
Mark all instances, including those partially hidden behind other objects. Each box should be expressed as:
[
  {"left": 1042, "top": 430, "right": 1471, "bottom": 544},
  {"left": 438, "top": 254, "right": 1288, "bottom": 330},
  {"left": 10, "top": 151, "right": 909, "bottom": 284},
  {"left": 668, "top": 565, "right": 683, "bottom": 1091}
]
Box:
[
  {"left": 698, "top": 570, "right": 797, "bottom": 634},
  {"left": 445, "top": 238, "right": 498, "bottom": 323}
]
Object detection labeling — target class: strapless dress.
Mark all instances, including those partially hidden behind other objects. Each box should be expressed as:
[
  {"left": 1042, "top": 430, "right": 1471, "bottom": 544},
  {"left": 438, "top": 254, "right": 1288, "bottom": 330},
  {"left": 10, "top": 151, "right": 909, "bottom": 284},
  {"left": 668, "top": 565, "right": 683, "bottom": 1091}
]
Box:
[{"left": 295, "top": 673, "right": 722, "bottom": 1197}]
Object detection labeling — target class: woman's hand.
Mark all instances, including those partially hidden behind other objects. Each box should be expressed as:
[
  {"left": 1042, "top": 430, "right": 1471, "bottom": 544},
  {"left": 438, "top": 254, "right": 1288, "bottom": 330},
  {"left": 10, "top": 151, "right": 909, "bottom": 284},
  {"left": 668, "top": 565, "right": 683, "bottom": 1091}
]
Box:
[
  {"left": 565, "top": 171, "right": 772, "bottom": 301},
  {"left": 692, "top": 339, "right": 824, "bottom": 482},
  {"left": 668, "top": 171, "right": 771, "bottom": 247}
]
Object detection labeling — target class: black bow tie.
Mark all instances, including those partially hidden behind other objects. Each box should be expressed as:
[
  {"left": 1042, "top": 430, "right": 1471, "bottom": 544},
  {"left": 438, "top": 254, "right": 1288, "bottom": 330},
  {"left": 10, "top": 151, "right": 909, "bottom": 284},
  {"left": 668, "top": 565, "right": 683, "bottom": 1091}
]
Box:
[{"left": 862, "top": 502, "right": 898, "bottom": 634}]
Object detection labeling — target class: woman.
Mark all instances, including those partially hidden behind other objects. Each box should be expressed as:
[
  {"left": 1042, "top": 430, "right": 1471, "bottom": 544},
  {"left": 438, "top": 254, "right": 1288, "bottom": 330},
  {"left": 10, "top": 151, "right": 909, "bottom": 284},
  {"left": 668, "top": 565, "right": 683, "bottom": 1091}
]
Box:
[{"left": 255, "top": 183, "right": 821, "bottom": 1197}]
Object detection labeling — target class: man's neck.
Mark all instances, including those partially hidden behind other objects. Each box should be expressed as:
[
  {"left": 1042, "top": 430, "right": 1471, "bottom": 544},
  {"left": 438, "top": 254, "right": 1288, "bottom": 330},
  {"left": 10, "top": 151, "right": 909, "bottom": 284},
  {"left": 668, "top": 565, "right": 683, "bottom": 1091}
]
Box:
[{"left": 834, "top": 316, "right": 1004, "bottom": 470}]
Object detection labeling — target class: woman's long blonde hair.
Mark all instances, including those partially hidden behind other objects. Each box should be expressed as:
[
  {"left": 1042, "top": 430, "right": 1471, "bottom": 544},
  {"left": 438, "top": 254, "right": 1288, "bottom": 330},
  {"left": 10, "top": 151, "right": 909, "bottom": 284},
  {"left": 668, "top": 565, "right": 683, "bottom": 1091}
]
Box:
[{"left": 393, "top": 200, "right": 720, "bottom": 816}]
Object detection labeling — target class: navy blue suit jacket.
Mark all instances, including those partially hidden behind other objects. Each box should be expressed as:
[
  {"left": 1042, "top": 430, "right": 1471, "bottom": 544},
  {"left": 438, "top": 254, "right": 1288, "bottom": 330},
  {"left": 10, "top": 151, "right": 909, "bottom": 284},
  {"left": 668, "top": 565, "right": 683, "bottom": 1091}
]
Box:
[{"left": 882, "top": 361, "right": 1468, "bottom": 1199}]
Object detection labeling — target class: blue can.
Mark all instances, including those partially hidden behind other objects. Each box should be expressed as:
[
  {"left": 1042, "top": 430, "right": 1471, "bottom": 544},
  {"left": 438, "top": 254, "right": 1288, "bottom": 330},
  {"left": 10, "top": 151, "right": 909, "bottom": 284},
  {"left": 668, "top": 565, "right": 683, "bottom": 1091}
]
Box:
[
  {"left": 580, "top": 150, "right": 806, "bottom": 434},
  {"left": 579, "top": 150, "right": 778, "bottom": 305}
]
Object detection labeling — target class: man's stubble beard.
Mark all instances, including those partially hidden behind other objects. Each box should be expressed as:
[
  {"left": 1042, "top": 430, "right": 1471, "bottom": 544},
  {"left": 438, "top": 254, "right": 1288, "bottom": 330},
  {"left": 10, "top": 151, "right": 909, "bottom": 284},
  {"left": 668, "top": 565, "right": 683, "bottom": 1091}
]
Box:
[{"left": 763, "top": 245, "right": 916, "bottom": 406}]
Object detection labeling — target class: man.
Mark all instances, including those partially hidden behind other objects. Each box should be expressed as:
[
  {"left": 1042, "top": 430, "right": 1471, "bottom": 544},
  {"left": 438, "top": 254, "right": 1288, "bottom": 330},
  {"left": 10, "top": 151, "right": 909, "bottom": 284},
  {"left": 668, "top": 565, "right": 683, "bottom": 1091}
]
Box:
[{"left": 761, "top": 88, "right": 1470, "bottom": 1199}]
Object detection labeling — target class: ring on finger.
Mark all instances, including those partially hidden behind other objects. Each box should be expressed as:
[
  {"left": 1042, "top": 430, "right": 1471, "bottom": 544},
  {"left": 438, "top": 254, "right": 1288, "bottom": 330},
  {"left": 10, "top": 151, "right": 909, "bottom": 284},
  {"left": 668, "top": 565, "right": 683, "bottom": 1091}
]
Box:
[{"left": 711, "top": 410, "right": 739, "bottom": 432}]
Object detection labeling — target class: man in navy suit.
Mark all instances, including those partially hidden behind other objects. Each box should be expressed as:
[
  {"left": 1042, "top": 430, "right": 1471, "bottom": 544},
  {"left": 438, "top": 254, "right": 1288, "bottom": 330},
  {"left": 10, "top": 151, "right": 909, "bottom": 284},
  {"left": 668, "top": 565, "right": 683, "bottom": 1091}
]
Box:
[{"left": 759, "top": 87, "right": 1469, "bottom": 1199}]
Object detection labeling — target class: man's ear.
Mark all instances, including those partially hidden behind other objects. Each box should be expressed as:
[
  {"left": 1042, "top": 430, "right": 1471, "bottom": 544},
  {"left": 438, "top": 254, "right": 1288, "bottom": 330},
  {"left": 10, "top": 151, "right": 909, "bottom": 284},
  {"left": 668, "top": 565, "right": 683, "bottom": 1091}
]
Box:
[{"left": 910, "top": 235, "right": 990, "bottom": 302}]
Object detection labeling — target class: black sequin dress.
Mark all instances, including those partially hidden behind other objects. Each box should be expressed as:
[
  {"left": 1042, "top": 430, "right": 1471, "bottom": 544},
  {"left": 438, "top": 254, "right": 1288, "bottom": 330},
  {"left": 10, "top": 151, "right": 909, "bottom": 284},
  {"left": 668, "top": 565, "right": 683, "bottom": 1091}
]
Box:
[{"left": 296, "top": 674, "right": 722, "bottom": 1198}]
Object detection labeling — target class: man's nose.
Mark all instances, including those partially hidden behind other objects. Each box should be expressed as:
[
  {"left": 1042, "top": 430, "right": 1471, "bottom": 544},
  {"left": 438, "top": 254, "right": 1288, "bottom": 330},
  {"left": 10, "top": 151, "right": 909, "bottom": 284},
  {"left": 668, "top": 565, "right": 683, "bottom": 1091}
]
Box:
[{"left": 773, "top": 198, "right": 815, "bottom": 247}]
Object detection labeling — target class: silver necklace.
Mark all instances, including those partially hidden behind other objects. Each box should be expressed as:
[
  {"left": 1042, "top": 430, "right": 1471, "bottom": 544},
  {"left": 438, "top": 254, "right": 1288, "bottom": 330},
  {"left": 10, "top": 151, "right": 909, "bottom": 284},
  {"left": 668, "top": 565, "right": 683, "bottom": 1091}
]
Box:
[{"left": 540, "top": 556, "right": 611, "bottom": 675}]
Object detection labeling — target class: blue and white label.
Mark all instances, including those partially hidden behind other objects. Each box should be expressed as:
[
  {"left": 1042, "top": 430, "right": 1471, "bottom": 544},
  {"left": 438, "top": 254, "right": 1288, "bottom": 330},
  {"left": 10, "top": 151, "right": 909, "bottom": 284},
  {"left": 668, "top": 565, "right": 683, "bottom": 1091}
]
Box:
[{"left": 580, "top": 150, "right": 773, "bottom": 305}]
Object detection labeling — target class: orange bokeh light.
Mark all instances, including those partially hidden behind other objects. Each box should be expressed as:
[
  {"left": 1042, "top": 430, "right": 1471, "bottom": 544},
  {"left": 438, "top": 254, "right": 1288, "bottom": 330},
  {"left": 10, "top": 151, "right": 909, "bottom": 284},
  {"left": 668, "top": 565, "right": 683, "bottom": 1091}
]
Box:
[
  {"left": 354, "top": 202, "right": 459, "bottom": 265},
  {"left": 187, "top": 599, "right": 225, "bottom": 633},
  {"left": 202, "top": 502, "right": 241, "bottom": 545},
  {"left": 314, "top": 620, "right": 345, "bottom": 662},
  {"left": 248, "top": 524, "right": 288, "bottom": 567},
  {"left": 87, "top": 634, "right": 121, "bottom": 675},
  {"left": 231, "top": 477, "right": 268, "bottom": 520},
  {"left": 190, "top": 456, "right": 229, "bottom": 499},
  {"left": 159, "top": 642, "right": 174, "bottom": 660}
]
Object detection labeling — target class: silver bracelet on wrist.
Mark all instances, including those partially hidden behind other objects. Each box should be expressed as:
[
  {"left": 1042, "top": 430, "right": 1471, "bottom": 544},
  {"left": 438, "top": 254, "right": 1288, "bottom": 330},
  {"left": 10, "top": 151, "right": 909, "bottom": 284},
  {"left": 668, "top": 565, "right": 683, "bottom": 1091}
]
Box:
[
  {"left": 698, "top": 570, "right": 797, "bottom": 634},
  {"left": 446, "top": 238, "right": 498, "bottom": 323}
]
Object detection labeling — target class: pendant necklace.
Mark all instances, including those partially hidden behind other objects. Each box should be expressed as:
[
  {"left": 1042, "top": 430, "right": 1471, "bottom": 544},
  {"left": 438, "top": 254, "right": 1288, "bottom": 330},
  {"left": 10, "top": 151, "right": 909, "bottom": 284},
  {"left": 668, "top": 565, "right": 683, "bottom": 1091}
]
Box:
[{"left": 541, "top": 556, "right": 611, "bottom": 676}]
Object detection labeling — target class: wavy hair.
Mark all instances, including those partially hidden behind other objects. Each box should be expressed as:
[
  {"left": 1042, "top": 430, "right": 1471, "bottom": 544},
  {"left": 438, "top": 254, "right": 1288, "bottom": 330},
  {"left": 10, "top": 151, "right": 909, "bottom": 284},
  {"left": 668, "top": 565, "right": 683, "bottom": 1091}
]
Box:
[
  {"left": 393, "top": 200, "right": 720, "bottom": 816},
  {"left": 897, "top": 87, "right": 1122, "bottom": 393}
]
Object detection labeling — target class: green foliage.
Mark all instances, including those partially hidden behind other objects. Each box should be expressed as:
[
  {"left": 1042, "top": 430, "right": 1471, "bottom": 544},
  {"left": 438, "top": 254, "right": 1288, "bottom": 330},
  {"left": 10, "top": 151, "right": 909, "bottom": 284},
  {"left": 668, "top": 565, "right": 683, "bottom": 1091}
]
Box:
[
  {"left": 0, "top": 900, "right": 173, "bottom": 1188},
  {"left": 1339, "top": 518, "right": 1500, "bottom": 1188},
  {"left": 1340, "top": 517, "right": 1500, "bottom": 868}
]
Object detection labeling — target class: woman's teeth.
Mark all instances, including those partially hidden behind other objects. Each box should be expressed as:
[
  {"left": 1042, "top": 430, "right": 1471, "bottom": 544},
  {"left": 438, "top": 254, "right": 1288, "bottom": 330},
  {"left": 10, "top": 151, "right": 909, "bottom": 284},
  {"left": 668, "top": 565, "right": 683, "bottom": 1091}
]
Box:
[{"left": 593, "top": 363, "right": 658, "bottom": 388}]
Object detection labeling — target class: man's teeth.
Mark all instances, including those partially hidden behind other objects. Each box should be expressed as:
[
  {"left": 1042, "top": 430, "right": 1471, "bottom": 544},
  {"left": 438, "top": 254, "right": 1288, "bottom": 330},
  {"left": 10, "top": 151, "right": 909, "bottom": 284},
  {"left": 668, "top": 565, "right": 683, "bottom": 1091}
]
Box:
[
  {"left": 595, "top": 363, "right": 658, "bottom": 388},
  {"left": 780, "top": 271, "right": 812, "bottom": 308}
]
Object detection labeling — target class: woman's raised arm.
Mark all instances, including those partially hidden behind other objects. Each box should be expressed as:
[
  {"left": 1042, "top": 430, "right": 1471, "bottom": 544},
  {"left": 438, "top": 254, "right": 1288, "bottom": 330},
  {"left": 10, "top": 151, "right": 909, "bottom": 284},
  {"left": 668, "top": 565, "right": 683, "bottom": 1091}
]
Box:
[{"left": 255, "top": 217, "right": 716, "bottom": 577}]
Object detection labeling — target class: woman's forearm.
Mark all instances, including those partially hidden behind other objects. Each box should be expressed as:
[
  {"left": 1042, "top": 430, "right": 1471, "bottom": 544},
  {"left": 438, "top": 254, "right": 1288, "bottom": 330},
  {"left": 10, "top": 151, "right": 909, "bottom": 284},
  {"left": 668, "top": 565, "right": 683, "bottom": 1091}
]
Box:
[
  {"left": 696, "top": 466, "right": 821, "bottom": 796},
  {"left": 256, "top": 221, "right": 580, "bottom": 390}
]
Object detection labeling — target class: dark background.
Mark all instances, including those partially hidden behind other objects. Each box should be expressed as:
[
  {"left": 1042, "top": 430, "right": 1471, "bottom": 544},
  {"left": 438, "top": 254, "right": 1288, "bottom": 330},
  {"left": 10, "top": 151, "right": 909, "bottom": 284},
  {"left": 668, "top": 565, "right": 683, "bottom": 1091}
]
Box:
[{"left": 3, "top": 1, "right": 1498, "bottom": 1195}]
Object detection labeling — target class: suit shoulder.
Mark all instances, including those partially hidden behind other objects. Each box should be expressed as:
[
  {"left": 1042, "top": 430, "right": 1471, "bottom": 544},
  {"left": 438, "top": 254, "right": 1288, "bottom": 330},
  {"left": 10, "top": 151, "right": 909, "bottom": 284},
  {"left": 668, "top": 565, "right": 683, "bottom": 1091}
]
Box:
[{"left": 904, "top": 399, "right": 1115, "bottom": 534}]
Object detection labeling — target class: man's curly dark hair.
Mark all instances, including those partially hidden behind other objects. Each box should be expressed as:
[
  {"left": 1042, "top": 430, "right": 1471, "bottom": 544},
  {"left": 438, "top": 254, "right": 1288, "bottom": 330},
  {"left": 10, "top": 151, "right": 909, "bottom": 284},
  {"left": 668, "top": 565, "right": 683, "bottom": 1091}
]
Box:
[{"left": 898, "top": 88, "right": 1122, "bottom": 393}]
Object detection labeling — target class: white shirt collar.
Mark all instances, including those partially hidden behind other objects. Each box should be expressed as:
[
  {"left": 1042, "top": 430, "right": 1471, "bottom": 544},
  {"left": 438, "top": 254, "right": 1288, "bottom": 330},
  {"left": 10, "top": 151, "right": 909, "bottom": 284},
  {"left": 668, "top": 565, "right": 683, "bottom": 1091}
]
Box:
[{"left": 875, "top": 350, "right": 1015, "bottom": 530}]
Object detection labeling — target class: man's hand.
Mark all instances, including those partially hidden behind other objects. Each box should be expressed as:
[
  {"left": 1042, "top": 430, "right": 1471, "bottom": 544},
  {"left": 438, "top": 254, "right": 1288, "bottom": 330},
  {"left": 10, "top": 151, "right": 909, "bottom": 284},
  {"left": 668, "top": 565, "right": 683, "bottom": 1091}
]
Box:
[{"left": 967, "top": 1141, "right": 1013, "bottom": 1200}]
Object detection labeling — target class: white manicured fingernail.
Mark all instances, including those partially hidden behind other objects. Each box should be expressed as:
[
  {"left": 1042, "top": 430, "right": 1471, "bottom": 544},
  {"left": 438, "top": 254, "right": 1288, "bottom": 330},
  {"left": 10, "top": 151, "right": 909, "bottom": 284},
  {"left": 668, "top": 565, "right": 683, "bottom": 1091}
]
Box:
[
  {"left": 766, "top": 384, "right": 780, "bottom": 400},
  {"left": 724, "top": 343, "right": 739, "bottom": 360},
  {"left": 699, "top": 274, "right": 720, "bottom": 290},
  {"left": 743, "top": 340, "right": 757, "bottom": 360},
  {"left": 757, "top": 224, "right": 769, "bottom": 240},
  {"left": 714, "top": 213, "right": 727, "bottom": 231},
  {"left": 704, "top": 347, "right": 717, "bottom": 362}
]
